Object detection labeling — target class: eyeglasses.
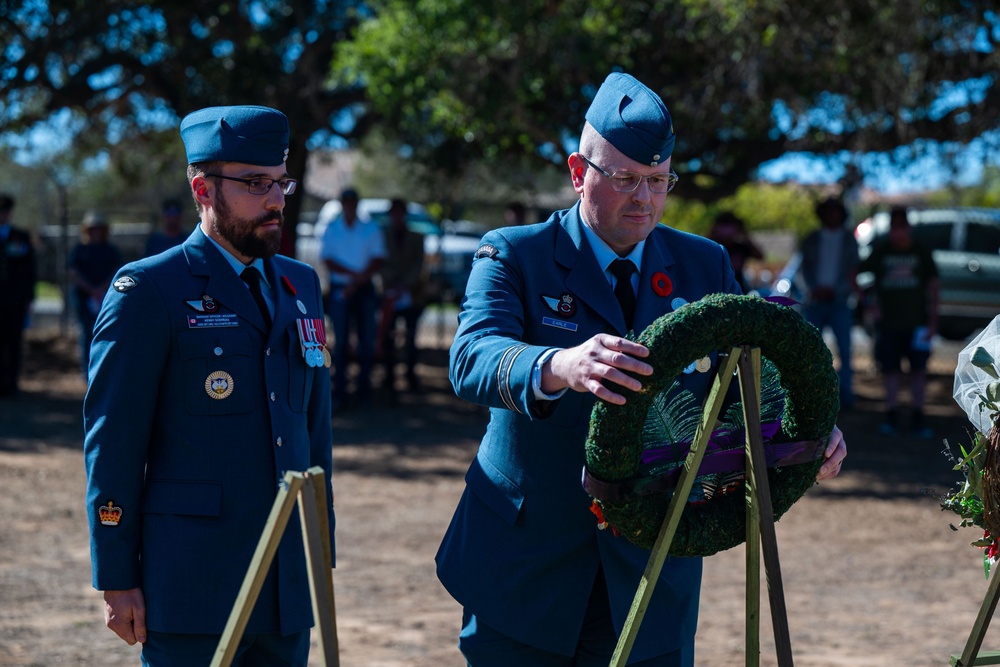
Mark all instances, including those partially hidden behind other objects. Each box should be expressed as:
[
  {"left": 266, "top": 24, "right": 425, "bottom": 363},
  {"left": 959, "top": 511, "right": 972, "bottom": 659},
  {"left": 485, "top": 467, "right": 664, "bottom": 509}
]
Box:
[
  {"left": 205, "top": 174, "right": 298, "bottom": 195},
  {"left": 580, "top": 156, "right": 678, "bottom": 194}
]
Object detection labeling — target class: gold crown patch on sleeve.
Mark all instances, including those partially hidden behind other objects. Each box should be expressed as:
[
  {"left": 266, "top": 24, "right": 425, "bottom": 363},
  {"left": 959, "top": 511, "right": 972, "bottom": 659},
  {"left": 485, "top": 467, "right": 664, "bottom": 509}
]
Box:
[{"left": 99, "top": 500, "right": 122, "bottom": 526}]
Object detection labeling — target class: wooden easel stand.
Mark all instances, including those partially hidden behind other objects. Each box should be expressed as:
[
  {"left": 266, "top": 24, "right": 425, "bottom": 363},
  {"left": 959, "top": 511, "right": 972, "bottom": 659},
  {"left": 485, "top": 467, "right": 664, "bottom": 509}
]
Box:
[
  {"left": 610, "top": 346, "right": 795, "bottom": 667},
  {"left": 952, "top": 563, "right": 1000, "bottom": 666},
  {"left": 211, "top": 467, "right": 339, "bottom": 667},
  {"left": 739, "top": 347, "right": 793, "bottom": 667}
]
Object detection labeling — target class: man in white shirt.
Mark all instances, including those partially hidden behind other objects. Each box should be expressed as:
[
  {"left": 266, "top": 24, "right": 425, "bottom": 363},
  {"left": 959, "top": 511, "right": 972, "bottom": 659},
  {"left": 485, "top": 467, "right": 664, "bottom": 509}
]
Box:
[{"left": 318, "top": 188, "right": 385, "bottom": 409}]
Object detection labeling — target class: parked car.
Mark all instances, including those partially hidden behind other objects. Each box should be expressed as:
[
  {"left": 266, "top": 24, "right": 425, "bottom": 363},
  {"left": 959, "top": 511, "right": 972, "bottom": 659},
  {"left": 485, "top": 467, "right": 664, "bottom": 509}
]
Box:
[
  {"left": 424, "top": 219, "right": 488, "bottom": 304},
  {"left": 855, "top": 207, "right": 1000, "bottom": 341}
]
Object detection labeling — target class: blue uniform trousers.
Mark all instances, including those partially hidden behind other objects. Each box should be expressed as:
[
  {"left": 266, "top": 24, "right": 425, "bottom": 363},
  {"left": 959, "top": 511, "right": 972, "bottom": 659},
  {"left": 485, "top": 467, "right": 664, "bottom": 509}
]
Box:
[
  {"left": 458, "top": 569, "right": 694, "bottom": 667},
  {"left": 141, "top": 629, "right": 310, "bottom": 666}
]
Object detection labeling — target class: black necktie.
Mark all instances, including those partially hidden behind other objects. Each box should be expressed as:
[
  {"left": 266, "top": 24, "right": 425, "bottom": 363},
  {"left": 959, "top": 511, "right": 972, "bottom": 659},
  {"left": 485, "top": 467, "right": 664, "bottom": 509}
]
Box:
[
  {"left": 609, "top": 258, "right": 636, "bottom": 329},
  {"left": 240, "top": 266, "right": 272, "bottom": 329}
]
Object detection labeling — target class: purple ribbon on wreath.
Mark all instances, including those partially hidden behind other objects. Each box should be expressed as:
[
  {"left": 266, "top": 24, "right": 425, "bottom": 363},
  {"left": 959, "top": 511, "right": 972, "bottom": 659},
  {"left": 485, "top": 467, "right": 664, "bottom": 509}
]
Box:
[
  {"left": 640, "top": 420, "right": 784, "bottom": 466},
  {"left": 583, "top": 420, "right": 827, "bottom": 504}
]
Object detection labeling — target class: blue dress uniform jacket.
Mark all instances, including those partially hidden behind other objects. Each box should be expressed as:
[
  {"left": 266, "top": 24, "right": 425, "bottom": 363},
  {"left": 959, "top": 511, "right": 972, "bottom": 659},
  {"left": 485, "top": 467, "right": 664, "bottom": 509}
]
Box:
[
  {"left": 84, "top": 228, "right": 333, "bottom": 636},
  {"left": 437, "top": 202, "right": 739, "bottom": 661}
]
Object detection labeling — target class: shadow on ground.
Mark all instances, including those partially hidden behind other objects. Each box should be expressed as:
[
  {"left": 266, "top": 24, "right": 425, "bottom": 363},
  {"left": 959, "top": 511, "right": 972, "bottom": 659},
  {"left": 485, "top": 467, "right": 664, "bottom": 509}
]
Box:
[{"left": 1, "top": 331, "right": 969, "bottom": 499}]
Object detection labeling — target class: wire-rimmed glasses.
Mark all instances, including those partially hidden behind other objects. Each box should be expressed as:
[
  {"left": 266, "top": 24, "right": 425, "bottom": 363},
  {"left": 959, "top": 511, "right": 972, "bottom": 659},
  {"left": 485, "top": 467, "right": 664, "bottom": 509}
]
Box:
[
  {"left": 205, "top": 174, "right": 298, "bottom": 195},
  {"left": 580, "top": 156, "right": 678, "bottom": 194}
]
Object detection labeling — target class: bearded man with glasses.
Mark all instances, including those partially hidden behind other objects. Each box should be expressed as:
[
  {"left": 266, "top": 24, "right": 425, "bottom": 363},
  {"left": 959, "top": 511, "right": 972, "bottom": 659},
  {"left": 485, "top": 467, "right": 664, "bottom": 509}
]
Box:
[
  {"left": 83, "top": 105, "right": 333, "bottom": 666},
  {"left": 437, "top": 72, "right": 847, "bottom": 666}
]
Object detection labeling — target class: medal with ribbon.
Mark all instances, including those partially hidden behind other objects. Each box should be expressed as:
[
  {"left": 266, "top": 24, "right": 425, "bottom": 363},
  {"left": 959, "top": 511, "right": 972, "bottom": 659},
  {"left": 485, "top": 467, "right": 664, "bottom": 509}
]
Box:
[{"left": 296, "top": 318, "right": 330, "bottom": 368}]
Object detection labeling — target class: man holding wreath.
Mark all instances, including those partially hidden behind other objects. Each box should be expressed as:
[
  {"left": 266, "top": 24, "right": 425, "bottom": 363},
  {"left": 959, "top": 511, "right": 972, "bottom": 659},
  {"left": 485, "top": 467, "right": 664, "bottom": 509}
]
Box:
[{"left": 437, "top": 72, "right": 847, "bottom": 666}]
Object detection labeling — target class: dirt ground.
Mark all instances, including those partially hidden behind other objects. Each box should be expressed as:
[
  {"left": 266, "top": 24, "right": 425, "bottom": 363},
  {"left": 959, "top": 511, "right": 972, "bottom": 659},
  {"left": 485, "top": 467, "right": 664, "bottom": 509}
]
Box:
[{"left": 0, "top": 325, "right": 996, "bottom": 666}]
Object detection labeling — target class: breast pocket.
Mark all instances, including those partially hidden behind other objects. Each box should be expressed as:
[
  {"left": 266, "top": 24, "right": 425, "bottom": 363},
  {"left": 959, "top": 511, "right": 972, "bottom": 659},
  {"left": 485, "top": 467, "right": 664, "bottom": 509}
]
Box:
[
  {"left": 179, "top": 330, "right": 255, "bottom": 415},
  {"left": 524, "top": 314, "right": 592, "bottom": 427},
  {"left": 525, "top": 314, "right": 590, "bottom": 350}
]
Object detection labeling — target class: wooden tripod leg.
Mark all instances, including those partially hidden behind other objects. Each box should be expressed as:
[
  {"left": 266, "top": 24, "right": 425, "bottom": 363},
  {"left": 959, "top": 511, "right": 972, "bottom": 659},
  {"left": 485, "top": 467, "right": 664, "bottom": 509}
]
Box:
[
  {"left": 953, "top": 566, "right": 1000, "bottom": 666},
  {"left": 298, "top": 467, "right": 340, "bottom": 666},
  {"left": 610, "top": 348, "right": 743, "bottom": 667},
  {"left": 212, "top": 472, "right": 305, "bottom": 667},
  {"left": 738, "top": 347, "right": 794, "bottom": 667},
  {"left": 746, "top": 449, "right": 762, "bottom": 663},
  {"left": 742, "top": 347, "right": 762, "bottom": 667}
]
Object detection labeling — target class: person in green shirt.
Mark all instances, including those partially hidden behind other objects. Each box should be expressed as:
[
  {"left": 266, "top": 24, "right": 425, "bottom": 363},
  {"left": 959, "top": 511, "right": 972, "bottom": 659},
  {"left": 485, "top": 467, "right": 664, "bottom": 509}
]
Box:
[{"left": 858, "top": 206, "right": 940, "bottom": 437}]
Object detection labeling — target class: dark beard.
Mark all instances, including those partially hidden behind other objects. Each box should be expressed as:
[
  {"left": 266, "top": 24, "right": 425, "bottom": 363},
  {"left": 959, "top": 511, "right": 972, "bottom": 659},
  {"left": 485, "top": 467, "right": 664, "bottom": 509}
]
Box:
[{"left": 212, "top": 188, "right": 283, "bottom": 259}]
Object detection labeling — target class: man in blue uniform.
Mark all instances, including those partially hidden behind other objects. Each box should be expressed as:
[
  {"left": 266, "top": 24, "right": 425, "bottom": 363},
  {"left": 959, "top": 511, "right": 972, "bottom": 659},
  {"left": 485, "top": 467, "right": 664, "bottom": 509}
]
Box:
[
  {"left": 84, "top": 105, "right": 333, "bottom": 666},
  {"left": 437, "top": 72, "right": 847, "bottom": 666}
]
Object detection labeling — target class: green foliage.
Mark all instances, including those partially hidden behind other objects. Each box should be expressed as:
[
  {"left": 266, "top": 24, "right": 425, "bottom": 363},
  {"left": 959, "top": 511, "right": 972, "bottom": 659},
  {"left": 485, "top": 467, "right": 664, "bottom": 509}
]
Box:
[
  {"left": 927, "top": 167, "right": 1000, "bottom": 210},
  {"left": 0, "top": 155, "right": 55, "bottom": 230},
  {"left": 336, "top": 0, "right": 602, "bottom": 176},
  {"left": 663, "top": 181, "right": 820, "bottom": 237},
  {"left": 662, "top": 198, "right": 712, "bottom": 236},
  {"left": 973, "top": 347, "right": 1000, "bottom": 380},
  {"left": 941, "top": 432, "right": 997, "bottom": 576},
  {"left": 585, "top": 294, "right": 838, "bottom": 554},
  {"left": 350, "top": 127, "right": 572, "bottom": 222},
  {"left": 722, "top": 183, "right": 820, "bottom": 238},
  {"left": 942, "top": 349, "right": 1000, "bottom": 575},
  {"left": 0, "top": 132, "right": 189, "bottom": 228},
  {"left": 0, "top": 0, "right": 371, "bottom": 247},
  {"left": 942, "top": 435, "right": 988, "bottom": 533},
  {"left": 3, "top": 1, "right": 999, "bottom": 233},
  {"left": 337, "top": 0, "right": 1000, "bottom": 202},
  {"left": 641, "top": 358, "right": 785, "bottom": 482}
]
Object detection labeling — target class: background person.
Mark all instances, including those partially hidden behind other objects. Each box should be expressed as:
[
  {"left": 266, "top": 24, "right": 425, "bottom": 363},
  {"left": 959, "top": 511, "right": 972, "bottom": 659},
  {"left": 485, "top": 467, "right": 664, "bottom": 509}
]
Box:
[
  {"left": 797, "top": 196, "right": 860, "bottom": 409},
  {"left": 377, "top": 197, "right": 426, "bottom": 395},
  {"left": 857, "top": 205, "right": 939, "bottom": 437},
  {"left": 83, "top": 105, "right": 333, "bottom": 665},
  {"left": 504, "top": 201, "right": 528, "bottom": 226},
  {"left": 437, "top": 71, "right": 847, "bottom": 667},
  {"left": 0, "top": 193, "right": 36, "bottom": 398},
  {"left": 318, "top": 187, "right": 385, "bottom": 410},
  {"left": 143, "top": 197, "right": 189, "bottom": 257},
  {"left": 707, "top": 210, "right": 763, "bottom": 293},
  {"left": 67, "top": 210, "right": 122, "bottom": 377}
]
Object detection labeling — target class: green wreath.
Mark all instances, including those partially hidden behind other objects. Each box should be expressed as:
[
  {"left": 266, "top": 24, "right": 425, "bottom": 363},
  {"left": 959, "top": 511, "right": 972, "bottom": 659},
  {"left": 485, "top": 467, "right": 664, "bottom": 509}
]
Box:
[{"left": 584, "top": 293, "right": 840, "bottom": 555}]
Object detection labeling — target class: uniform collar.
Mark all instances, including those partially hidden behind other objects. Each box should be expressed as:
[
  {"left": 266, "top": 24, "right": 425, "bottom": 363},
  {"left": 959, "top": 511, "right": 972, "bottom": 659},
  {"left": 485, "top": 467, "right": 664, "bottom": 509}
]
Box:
[
  {"left": 579, "top": 216, "right": 645, "bottom": 277},
  {"left": 198, "top": 226, "right": 271, "bottom": 288}
]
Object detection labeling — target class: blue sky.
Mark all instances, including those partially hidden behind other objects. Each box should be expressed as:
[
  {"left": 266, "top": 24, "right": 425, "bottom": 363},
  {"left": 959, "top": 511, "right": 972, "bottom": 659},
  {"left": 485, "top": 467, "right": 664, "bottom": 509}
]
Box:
[
  {"left": 758, "top": 131, "right": 1000, "bottom": 195},
  {"left": 6, "top": 106, "right": 998, "bottom": 197}
]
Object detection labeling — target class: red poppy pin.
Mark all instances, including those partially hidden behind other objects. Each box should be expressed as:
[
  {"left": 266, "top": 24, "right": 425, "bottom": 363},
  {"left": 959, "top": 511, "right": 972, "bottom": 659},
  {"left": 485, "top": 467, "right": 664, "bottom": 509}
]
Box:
[
  {"left": 281, "top": 275, "right": 297, "bottom": 296},
  {"left": 651, "top": 272, "right": 672, "bottom": 297}
]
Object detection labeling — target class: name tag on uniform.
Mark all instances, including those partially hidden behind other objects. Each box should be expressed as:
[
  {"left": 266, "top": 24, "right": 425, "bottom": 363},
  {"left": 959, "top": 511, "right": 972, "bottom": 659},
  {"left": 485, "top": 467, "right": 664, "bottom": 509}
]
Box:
[
  {"left": 542, "top": 316, "right": 578, "bottom": 332},
  {"left": 188, "top": 312, "right": 240, "bottom": 328}
]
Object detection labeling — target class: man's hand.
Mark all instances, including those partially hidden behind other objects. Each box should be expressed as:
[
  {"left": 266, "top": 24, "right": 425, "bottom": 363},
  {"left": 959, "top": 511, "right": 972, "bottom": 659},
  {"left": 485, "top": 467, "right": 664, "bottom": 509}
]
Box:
[
  {"left": 541, "top": 334, "right": 652, "bottom": 405},
  {"left": 816, "top": 425, "right": 847, "bottom": 481},
  {"left": 104, "top": 588, "right": 147, "bottom": 645}
]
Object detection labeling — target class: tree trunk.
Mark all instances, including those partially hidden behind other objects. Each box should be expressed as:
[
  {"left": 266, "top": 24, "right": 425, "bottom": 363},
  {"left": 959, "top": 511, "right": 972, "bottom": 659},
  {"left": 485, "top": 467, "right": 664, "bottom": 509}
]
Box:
[{"left": 280, "top": 131, "right": 310, "bottom": 259}]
